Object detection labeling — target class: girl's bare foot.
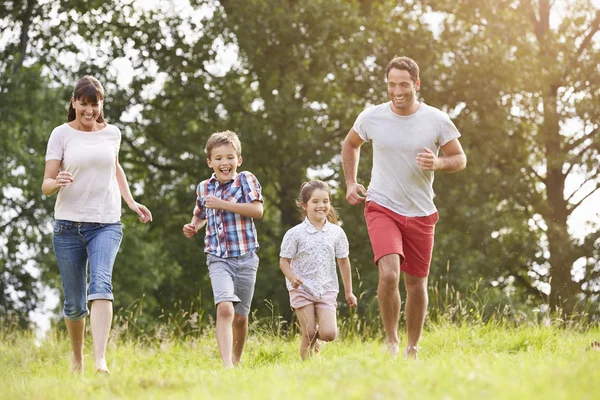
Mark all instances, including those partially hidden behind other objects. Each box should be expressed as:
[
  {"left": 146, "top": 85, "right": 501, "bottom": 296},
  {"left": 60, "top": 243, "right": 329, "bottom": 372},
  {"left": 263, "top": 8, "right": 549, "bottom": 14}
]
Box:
[{"left": 403, "top": 345, "right": 418, "bottom": 361}]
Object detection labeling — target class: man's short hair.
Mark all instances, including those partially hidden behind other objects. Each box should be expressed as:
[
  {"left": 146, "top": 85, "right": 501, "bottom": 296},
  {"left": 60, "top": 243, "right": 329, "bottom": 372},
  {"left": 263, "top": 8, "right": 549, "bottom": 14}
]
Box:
[{"left": 386, "top": 56, "right": 419, "bottom": 83}]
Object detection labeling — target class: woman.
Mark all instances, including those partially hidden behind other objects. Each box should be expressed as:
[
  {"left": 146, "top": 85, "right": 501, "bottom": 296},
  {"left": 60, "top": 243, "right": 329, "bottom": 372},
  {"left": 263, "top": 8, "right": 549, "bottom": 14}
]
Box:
[{"left": 42, "top": 76, "right": 152, "bottom": 374}]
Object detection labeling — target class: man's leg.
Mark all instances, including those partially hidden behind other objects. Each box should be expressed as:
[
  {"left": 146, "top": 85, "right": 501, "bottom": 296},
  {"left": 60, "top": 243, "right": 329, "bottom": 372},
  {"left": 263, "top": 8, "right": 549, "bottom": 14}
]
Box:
[
  {"left": 232, "top": 313, "right": 248, "bottom": 365},
  {"left": 377, "top": 254, "right": 402, "bottom": 356},
  {"left": 403, "top": 272, "right": 428, "bottom": 359},
  {"left": 216, "top": 301, "right": 235, "bottom": 368}
]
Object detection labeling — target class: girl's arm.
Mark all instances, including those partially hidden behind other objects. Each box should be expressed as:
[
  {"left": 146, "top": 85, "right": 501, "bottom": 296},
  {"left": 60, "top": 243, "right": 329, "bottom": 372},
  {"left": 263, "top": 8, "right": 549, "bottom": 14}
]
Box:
[
  {"left": 279, "top": 257, "right": 302, "bottom": 288},
  {"left": 115, "top": 157, "right": 152, "bottom": 223},
  {"left": 204, "top": 196, "right": 263, "bottom": 219},
  {"left": 337, "top": 257, "right": 357, "bottom": 307}
]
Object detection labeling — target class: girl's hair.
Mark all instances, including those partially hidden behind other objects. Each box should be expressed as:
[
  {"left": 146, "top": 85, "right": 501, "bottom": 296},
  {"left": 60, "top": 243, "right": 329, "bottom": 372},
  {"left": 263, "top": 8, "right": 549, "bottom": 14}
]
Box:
[
  {"left": 67, "top": 75, "right": 105, "bottom": 123},
  {"left": 296, "top": 180, "right": 339, "bottom": 224}
]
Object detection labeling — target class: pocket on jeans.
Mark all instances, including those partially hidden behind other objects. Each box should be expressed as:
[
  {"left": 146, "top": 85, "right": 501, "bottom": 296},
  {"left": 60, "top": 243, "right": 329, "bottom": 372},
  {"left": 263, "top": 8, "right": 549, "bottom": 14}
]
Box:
[{"left": 53, "top": 222, "right": 63, "bottom": 235}]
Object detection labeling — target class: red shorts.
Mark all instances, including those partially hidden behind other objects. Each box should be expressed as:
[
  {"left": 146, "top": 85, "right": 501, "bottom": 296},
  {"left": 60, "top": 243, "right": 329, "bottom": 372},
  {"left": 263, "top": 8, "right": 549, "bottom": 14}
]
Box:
[{"left": 364, "top": 201, "right": 438, "bottom": 277}]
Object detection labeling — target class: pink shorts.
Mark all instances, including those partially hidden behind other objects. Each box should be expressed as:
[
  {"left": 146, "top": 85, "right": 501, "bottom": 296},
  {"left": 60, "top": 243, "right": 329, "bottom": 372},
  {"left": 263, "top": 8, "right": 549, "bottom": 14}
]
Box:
[
  {"left": 289, "top": 288, "right": 337, "bottom": 312},
  {"left": 364, "top": 201, "right": 438, "bottom": 277}
]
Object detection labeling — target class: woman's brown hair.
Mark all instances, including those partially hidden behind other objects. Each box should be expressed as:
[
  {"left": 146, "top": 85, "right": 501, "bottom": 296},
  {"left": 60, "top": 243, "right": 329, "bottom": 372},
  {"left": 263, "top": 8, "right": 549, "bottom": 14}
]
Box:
[{"left": 67, "top": 75, "right": 105, "bottom": 123}]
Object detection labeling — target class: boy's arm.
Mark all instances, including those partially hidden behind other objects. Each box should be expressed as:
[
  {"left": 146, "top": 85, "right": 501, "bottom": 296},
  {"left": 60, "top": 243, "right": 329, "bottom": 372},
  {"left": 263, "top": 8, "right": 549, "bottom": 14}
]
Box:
[
  {"left": 337, "top": 257, "right": 357, "bottom": 307},
  {"left": 205, "top": 196, "right": 263, "bottom": 219},
  {"left": 279, "top": 257, "right": 302, "bottom": 288},
  {"left": 183, "top": 216, "right": 207, "bottom": 238}
]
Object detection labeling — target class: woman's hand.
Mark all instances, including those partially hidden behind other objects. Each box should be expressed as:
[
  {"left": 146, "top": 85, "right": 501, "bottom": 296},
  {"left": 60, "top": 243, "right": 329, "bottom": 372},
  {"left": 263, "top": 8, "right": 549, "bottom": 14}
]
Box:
[{"left": 128, "top": 202, "right": 152, "bottom": 223}]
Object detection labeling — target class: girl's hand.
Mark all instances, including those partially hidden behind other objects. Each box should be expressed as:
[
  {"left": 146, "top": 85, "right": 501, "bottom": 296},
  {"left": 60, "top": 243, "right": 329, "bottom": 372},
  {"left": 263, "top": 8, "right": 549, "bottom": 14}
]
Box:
[
  {"left": 56, "top": 171, "right": 74, "bottom": 189},
  {"left": 128, "top": 202, "right": 153, "bottom": 223},
  {"left": 346, "top": 292, "right": 357, "bottom": 307},
  {"left": 183, "top": 223, "right": 198, "bottom": 238},
  {"left": 290, "top": 275, "right": 303, "bottom": 288}
]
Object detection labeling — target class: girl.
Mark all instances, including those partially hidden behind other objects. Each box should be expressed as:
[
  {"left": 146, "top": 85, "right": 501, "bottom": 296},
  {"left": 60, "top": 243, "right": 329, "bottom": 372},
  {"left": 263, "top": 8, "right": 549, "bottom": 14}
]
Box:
[
  {"left": 42, "top": 76, "right": 152, "bottom": 374},
  {"left": 279, "top": 180, "right": 357, "bottom": 360}
]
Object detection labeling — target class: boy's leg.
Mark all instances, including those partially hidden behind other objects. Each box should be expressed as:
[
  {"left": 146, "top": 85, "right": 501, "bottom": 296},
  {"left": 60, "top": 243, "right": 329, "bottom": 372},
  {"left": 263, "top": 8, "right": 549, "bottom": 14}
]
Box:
[
  {"left": 207, "top": 254, "right": 241, "bottom": 368},
  {"left": 231, "top": 251, "right": 259, "bottom": 365},
  {"left": 295, "top": 304, "right": 317, "bottom": 360},
  {"left": 232, "top": 313, "right": 248, "bottom": 365},
  {"left": 216, "top": 301, "right": 235, "bottom": 368}
]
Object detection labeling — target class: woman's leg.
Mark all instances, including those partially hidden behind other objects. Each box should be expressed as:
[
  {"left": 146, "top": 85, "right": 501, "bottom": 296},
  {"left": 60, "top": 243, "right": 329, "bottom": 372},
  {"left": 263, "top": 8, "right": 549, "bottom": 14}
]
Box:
[
  {"left": 86, "top": 223, "right": 122, "bottom": 373},
  {"left": 53, "top": 221, "right": 88, "bottom": 373},
  {"left": 295, "top": 304, "right": 317, "bottom": 360}
]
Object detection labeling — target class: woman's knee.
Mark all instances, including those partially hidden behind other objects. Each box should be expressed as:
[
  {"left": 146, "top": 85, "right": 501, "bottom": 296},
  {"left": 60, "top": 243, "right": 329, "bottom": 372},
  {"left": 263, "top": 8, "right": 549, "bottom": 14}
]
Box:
[{"left": 63, "top": 300, "right": 88, "bottom": 321}]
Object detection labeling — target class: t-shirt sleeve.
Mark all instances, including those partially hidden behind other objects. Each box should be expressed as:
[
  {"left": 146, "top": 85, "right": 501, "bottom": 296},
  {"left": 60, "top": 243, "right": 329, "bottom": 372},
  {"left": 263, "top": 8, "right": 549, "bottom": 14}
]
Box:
[
  {"left": 352, "top": 108, "right": 371, "bottom": 142},
  {"left": 193, "top": 182, "right": 207, "bottom": 220},
  {"left": 280, "top": 229, "right": 297, "bottom": 258},
  {"left": 437, "top": 113, "right": 461, "bottom": 146},
  {"left": 45, "top": 128, "right": 64, "bottom": 161},
  {"left": 335, "top": 228, "right": 350, "bottom": 258},
  {"left": 240, "top": 171, "right": 263, "bottom": 203},
  {"left": 114, "top": 126, "right": 121, "bottom": 156}
]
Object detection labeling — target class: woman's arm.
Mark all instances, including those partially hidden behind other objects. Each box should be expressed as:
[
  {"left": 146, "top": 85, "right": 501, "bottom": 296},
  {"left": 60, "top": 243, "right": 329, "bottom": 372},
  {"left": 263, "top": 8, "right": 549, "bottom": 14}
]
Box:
[
  {"left": 115, "top": 157, "right": 152, "bottom": 223},
  {"left": 42, "top": 160, "right": 73, "bottom": 196}
]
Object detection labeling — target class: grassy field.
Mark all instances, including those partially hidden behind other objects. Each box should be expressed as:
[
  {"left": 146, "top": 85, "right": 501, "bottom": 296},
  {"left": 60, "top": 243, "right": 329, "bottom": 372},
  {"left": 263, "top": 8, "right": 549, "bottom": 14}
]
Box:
[{"left": 2, "top": 323, "right": 600, "bottom": 400}]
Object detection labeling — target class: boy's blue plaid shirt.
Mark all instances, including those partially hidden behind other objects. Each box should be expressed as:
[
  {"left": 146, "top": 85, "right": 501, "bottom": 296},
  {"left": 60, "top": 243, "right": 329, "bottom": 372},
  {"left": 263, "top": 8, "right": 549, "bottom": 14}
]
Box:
[{"left": 193, "top": 171, "right": 263, "bottom": 258}]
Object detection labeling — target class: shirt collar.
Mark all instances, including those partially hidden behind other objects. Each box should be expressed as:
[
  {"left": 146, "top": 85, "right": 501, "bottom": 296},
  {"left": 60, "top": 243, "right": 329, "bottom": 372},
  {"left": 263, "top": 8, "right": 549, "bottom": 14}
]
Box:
[
  {"left": 302, "top": 217, "right": 331, "bottom": 233},
  {"left": 209, "top": 172, "right": 238, "bottom": 186}
]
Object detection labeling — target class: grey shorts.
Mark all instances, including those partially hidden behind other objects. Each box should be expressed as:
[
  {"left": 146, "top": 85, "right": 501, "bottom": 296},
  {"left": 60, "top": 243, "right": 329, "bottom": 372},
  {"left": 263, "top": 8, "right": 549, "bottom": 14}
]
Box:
[{"left": 207, "top": 251, "right": 259, "bottom": 316}]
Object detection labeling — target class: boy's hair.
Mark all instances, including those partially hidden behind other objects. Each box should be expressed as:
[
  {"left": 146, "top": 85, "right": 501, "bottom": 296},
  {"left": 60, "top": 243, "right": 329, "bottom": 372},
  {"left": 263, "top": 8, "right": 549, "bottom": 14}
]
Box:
[
  {"left": 385, "top": 56, "right": 419, "bottom": 83},
  {"left": 205, "top": 130, "right": 242, "bottom": 158},
  {"left": 296, "top": 180, "right": 339, "bottom": 224}
]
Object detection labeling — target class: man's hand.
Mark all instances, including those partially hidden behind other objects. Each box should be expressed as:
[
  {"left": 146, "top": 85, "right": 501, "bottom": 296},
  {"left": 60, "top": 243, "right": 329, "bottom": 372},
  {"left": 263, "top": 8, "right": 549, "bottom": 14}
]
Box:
[
  {"left": 345, "top": 182, "right": 367, "bottom": 205},
  {"left": 416, "top": 147, "right": 440, "bottom": 171}
]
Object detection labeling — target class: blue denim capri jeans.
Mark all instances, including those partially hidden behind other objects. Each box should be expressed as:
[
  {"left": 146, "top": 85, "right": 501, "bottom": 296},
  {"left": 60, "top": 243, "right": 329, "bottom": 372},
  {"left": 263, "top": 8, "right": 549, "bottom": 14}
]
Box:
[{"left": 52, "top": 220, "right": 123, "bottom": 321}]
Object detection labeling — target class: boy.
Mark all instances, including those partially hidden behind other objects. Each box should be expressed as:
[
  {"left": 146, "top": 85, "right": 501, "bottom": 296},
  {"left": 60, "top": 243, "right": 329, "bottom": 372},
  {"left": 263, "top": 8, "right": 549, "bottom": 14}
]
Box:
[{"left": 183, "top": 130, "right": 263, "bottom": 368}]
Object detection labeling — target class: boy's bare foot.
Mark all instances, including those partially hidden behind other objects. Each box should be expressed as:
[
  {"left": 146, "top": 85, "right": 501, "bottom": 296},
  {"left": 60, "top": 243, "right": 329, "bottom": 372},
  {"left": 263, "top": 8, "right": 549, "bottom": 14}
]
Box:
[{"left": 403, "top": 345, "right": 418, "bottom": 361}]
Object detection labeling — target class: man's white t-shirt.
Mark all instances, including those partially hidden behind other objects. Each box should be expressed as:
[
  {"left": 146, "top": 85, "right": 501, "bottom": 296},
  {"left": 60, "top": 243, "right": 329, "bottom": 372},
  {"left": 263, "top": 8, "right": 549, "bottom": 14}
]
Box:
[
  {"left": 45, "top": 123, "right": 122, "bottom": 223},
  {"left": 353, "top": 102, "right": 461, "bottom": 217}
]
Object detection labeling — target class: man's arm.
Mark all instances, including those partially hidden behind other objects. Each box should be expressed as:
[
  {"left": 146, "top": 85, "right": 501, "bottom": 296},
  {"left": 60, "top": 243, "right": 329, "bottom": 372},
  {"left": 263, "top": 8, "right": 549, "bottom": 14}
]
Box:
[
  {"left": 342, "top": 128, "right": 368, "bottom": 204},
  {"left": 416, "top": 138, "right": 467, "bottom": 172}
]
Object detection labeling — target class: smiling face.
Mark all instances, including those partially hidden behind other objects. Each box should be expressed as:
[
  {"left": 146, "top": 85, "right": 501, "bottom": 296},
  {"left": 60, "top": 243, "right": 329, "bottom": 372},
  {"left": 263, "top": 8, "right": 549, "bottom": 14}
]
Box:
[
  {"left": 302, "top": 188, "right": 331, "bottom": 225},
  {"left": 387, "top": 68, "right": 420, "bottom": 116},
  {"left": 71, "top": 97, "right": 103, "bottom": 131},
  {"left": 207, "top": 144, "right": 242, "bottom": 183}
]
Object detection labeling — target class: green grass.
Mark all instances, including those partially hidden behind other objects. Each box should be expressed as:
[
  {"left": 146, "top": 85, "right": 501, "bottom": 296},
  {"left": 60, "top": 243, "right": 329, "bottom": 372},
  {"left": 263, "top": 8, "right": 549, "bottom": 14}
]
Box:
[{"left": 2, "top": 324, "right": 600, "bottom": 399}]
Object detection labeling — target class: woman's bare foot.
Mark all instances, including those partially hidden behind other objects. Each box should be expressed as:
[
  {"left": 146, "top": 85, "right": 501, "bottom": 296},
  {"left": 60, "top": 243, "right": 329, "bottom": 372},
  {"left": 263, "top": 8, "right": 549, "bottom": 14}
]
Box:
[
  {"left": 385, "top": 342, "right": 400, "bottom": 358},
  {"left": 71, "top": 357, "right": 84, "bottom": 374}
]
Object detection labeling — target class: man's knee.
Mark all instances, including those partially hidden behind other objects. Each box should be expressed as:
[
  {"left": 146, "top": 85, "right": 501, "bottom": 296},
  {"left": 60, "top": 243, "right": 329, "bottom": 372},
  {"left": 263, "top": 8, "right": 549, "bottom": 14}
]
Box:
[
  {"left": 404, "top": 275, "right": 428, "bottom": 294},
  {"left": 378, "top": 257, "right": 400, "bottom": 285}
]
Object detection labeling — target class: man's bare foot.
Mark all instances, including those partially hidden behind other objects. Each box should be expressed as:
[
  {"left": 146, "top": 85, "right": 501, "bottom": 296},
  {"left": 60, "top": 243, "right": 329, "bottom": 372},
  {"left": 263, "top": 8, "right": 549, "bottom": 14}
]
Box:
[
  {"left": 71, "top": 358, "right": 83, "bottom": 374},
  {"left": 385, "top": 342, "right": 400, "bottom": 357},
  {"left": 403, "top": 345, "right": 418, "bottom": 361}
]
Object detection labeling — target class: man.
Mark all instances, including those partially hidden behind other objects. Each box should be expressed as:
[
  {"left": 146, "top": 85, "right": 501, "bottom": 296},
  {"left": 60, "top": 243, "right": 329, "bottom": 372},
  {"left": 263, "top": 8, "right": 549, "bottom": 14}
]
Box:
[{"left": 342, "top": 56, "right": 466, "bottom": 359}]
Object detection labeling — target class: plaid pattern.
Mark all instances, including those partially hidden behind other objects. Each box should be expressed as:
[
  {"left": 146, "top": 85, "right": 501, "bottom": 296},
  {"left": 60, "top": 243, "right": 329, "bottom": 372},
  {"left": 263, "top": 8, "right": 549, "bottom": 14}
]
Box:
[{"left": 193, "top": 171, "right": 263, "bottom": 258}]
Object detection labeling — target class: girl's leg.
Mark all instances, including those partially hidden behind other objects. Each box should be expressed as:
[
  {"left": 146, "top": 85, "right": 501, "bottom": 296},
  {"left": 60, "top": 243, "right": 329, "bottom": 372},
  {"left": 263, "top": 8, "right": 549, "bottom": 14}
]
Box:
[
  {"left": 90, "top": 300, "right": 112, "bottom": 372},
  {"left": 216, "top": 301, "right": 235, "bottom": 368},
  {"left": 295, "top": 304, "right": 317, "bottom": 360},
  {"left": 316, "top": 308, "right": 338, "bottom": 342}
]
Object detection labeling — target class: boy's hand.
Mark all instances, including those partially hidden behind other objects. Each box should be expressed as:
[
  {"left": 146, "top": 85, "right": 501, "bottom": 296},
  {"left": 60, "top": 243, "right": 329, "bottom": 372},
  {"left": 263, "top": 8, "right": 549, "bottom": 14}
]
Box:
[
  {"left": 345, "top": 292, "right": 357, "bottom": 307},
  {"left": 290, "top": 275, "right": 303, "bottom": 288},
  {"left": 183, "top": 223, "right": 198, "bottom": 238},
  {"left": 205, "top": 195, "right": 226, "bottom": 210}
]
